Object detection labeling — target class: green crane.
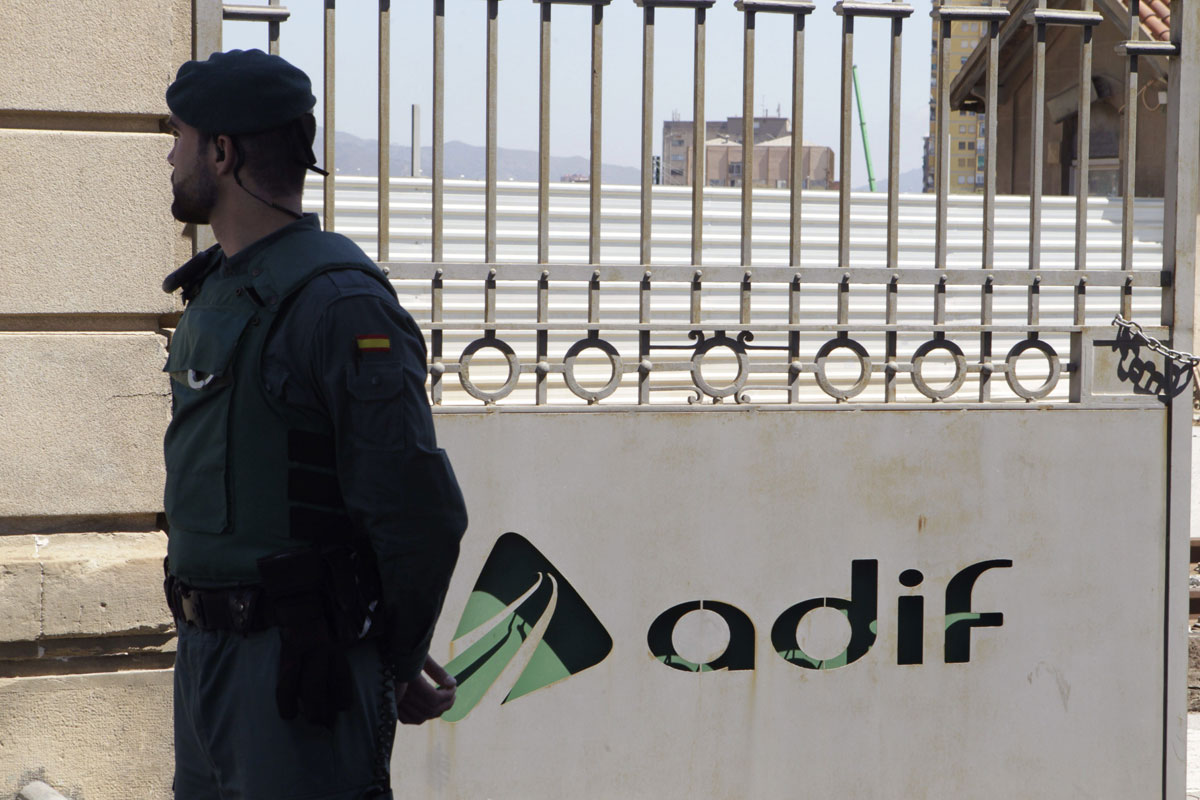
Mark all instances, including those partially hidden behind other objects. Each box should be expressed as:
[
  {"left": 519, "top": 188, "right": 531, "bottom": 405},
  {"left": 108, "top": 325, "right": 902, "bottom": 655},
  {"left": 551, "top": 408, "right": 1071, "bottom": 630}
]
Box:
[{"left": 852, "top": 64, "right": 876, "bottom": 192}]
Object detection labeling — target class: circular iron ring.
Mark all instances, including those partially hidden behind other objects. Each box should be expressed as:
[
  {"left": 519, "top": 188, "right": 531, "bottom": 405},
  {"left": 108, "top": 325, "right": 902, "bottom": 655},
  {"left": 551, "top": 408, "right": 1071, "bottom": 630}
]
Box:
[
  {"left": 813, "top": 337, "right": 873, "bottom": 401},
  {"left": 458, "top": 336, "right": 521, "bottom": 404},
  {"left": 563, "top": 337, "right": 623, "bottom": 403},
  {"left": 910, "top": 338, "right": 968, "bottom": 401},
  {"left": 690, "top": 334, "right": 751, "bottom": 399},
  {"left": 1004, "top": 338, "right": 1061, "bottom": 401}
]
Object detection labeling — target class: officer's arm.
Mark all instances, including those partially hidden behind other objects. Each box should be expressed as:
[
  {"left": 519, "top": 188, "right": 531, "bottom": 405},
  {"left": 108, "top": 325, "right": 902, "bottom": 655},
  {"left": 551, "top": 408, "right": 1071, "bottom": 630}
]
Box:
[{"left": 309, "top": 292, "right": 468, "bottom": 683}]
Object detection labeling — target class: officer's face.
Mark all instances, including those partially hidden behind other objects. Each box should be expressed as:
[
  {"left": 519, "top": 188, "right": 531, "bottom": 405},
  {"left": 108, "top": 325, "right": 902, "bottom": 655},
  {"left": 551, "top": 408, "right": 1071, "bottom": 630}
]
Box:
[{"left": 166, "top": 115, "right": 218, "bottom": 224}]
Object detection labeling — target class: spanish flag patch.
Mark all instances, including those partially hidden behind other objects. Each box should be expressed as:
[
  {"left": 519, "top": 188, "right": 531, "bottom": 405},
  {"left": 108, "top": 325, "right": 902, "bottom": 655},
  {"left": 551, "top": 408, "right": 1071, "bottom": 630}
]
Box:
[{"left": 355, "top": 334, "right": 391, "bottom": 353}]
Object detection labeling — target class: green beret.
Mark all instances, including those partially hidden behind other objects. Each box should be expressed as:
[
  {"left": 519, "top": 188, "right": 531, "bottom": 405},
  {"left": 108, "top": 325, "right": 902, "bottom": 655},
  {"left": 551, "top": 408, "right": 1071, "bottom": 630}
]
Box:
[{"left": 166, "top": 49, "right": 315, "bottom": 135}]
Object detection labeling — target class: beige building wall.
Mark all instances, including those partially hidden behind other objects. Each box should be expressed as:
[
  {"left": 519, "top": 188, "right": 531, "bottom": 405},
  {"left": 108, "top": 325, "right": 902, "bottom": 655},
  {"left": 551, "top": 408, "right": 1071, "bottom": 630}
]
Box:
[{"left": 0, "top": 1, "right": 202, "bottom": 797}]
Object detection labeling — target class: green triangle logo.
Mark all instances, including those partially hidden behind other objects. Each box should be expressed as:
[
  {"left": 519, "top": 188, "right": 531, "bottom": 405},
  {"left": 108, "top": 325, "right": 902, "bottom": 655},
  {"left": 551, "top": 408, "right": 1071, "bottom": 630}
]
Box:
[{"left": 441, "top": 532, "right": 612, "bottom": 722}]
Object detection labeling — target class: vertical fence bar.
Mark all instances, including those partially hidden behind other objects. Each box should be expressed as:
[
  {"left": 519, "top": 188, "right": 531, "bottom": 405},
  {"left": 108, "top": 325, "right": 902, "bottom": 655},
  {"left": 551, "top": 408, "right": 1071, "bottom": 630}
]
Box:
[
  {"left": 638, "top": 271, "right": 651, "bottom": 404},
  {"left": 640, "top": 4, "right": 655, "bottom": 266},
  {"left": 885, "top": 275, "right": 897, "bottom": 401},
  {"left": 981, "top": 5, "right": 1002, "bottom": 401},
  {"left": 1119, "top": 3, "right": 1140, "bottom": 319},
  {"left": 741, "top": 9, "right": 755, "bottom": 267},
  {"left": 788, "top": 274, "right": 800, "bottom": 403},
  {"left": 837, "top": 9, "right": 854, "bottom": 272},
  {"left": 1073, "top": 1, "right": 1093, "bottom": 276},
  {"left": 886, "top": 11, "right": 903, "bottom": 272},
  {"left": 1028, "top": 4, "right": 1046, "bottom": 276},
  {"left": 433, "top": 0, "right": 446, "bottom": 261},
  {"left": 1163, "top": 5, "right": 1200, "bottom": 797},
  {"left": 789, "top": 10, "right": 807, "bottom": 267},
  {"left": 537, "top": 271, "right": 549, "bottom": 404},
  {"left": 538, "top": 1, "right": 551, "bottom": 264},
  {"left": 691, "top": 7, "right": 707, "bottom": 266},
  {"left": 982, "top": 8, "right": 1000, "bottom": 269},
  {"left": 933, "top": 12, "right": 949, "bottom": 269},
  {"left": 740, "top": 271, "right": 751, "bottom": 327},
  {"left": 323, "top": 0, "right": 336, "bottom": 231},
  {"left": 378, "top": 0, "right": 391, "bottom": 262},
  {"left": 268, "top": 0, "right": 281, "bottom": 54},
  {"left": 412, "top": 104, "right": 421, "bottom": 177},
  {"left": 486, "top": 0, "right": 499, "bottom": 264},
  {"left": 590, "top": 3, "right": 604, "bottom": 265},
  {"left": 431, "top": 269, "right": 444, "bottom": 404}
]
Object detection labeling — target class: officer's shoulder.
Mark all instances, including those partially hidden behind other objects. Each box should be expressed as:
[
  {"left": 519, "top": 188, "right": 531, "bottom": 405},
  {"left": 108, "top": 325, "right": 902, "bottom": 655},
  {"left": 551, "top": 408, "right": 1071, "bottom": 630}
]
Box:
[{"left": 295, "top": 266, "right": 398, "bottom": 308}]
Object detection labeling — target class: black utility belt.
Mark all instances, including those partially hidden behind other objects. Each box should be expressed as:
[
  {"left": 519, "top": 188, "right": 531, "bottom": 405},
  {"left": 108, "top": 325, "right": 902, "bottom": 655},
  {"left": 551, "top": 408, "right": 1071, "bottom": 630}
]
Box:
[{"left": 165, "top": 574, "right": 275, "bottom": 635}]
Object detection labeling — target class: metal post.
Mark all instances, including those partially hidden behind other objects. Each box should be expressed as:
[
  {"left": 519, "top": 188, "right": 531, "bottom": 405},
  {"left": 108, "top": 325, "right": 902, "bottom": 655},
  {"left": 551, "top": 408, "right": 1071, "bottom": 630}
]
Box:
[
  {"left": 538, "top": 1, "right": 551, "bottom": 265},
  {"left": 433, "top": 0, "right": 445, "bottom": 261},
  {"left": 789, "top": 10, "right": 806, "bottom": 266},
  {"left": 1119, "top": 3, "right": 1140, "bottom": 318},
  {"left": 741, "top": 9, "right": 755, "bottom": 267},
  {"left": 269, "top": 0, "right": 281, "bottom": 54},
  {"left": 486, "top": 0, "right": 499, "bottom": 264},
  {"left": 1073, "top": 0, "right": 1093, "bottom": 275},
  {"left": 590, "top": 3, "right": 604, "bottom": 265},
  {"left": 378, "top": 0, "right": 391, "bottom": 262},
  {"left": 838, "top": 11, "right": 854, "bottom": 272},
  {"left": 1163, "top": 4, "right": 1200, "bottom": 796},
  {"left": 412, "top": 104, "right": 421, "bottom": 178},
  {"left": 640, "top": 4, "right": 655, "bottom": 266},
  {"left": 323, "top": 0, "right": 336, "bottom": 232},
  {"left": 934, "top": 14, "right": 949, "bottom": 269},
  {"left": 691, "top": 6, "right": 707, "bottom": 266}
]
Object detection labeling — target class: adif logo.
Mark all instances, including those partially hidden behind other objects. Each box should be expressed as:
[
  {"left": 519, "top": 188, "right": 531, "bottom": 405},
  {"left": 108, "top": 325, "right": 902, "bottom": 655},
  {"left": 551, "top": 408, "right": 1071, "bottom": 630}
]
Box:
[{"left": 442, "top": 532, "right": 613, "bottom": 722}]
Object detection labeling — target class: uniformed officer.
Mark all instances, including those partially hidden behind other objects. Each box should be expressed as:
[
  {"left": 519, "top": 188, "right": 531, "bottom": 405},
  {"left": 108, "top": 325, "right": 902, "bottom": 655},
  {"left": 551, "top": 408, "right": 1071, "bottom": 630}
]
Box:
[{"left": 160, "top": 49, "right": 468, "bottom": 799}]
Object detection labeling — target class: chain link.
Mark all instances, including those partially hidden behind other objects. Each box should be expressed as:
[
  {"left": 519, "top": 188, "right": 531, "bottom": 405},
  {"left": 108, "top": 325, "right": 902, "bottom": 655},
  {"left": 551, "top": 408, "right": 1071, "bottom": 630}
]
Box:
[{"left": 1112, "top": 314, "right": 1200, "bottom": 368}]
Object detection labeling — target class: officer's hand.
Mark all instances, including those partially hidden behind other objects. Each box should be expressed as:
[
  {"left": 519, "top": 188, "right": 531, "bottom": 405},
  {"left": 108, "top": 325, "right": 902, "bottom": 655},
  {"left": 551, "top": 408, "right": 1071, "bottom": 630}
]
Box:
[{"left": 396, "top": 655, "right": 457, "bottom": 725}]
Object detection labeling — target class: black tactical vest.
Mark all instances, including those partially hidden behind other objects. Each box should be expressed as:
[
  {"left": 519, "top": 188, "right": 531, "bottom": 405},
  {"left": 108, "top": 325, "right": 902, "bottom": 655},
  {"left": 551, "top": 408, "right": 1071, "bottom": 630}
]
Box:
[{"left": 163, "top": 227, "right": 394, "bottom": 585}]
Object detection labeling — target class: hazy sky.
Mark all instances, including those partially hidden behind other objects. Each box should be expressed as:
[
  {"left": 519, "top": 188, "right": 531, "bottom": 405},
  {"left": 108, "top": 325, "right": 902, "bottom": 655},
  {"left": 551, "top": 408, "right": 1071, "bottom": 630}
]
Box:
[{"left": 223, "top": 0, "right": 938, "bottom": 186}]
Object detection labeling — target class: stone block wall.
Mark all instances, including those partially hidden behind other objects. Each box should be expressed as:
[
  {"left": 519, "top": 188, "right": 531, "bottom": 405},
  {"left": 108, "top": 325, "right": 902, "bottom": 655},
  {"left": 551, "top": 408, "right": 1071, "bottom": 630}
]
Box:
[{"left": 0, "top": 2, "right": 198, "bottom": 797}]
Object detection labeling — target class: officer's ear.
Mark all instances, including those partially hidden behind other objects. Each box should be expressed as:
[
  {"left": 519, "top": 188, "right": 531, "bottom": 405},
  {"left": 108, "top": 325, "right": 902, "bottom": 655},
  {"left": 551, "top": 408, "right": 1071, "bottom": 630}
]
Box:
[{"left": 211, "top": 134, "right": 236, "bottom": 176}]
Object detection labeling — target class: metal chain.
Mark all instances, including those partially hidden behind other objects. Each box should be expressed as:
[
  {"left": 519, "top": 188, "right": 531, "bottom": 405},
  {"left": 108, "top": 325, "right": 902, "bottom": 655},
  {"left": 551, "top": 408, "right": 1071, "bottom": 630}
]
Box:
[
  {"left": 1112, "top": 314, "right": 1200, "bottom": 368},
  {"left": 1113, "top": 315, "right": 1200, "bottom": 413}
]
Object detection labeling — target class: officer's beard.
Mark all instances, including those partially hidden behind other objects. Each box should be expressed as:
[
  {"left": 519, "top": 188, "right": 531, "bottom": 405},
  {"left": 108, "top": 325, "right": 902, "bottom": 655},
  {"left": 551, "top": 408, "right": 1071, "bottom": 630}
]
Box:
[{"left": 171, "top": 155, "right": 218, "bottom": 224}]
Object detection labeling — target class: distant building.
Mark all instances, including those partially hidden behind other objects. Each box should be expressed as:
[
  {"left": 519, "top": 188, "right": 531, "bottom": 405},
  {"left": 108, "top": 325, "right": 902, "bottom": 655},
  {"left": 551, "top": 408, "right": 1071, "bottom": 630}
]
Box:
[
  {"left": 664, "top": 116, "right": 835, "bottom": 190},
  {"left": 560, "top": 173, "right": 589, "bottom": 183},
  {"left": 702, "top": 135, "right": 835, "bottom": 190},
  {"left": 924, "top": 1, "right": 990, "bottom": 194},
  {"left": 662, "top": 116, "right": 789, "bottom": 186}
]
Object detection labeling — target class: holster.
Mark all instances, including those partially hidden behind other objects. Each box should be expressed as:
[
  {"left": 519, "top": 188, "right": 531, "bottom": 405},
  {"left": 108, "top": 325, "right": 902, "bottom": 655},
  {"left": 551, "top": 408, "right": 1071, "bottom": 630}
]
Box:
[{"left": 257, "top": 545, "right": 383, "bottom": 727}]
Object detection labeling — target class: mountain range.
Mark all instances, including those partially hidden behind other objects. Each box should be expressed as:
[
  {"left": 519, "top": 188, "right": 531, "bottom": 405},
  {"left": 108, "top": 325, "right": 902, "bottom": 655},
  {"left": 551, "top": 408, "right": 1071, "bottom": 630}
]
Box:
[{"left": 315, "top": 127, "right": 642, "bottom": 184}]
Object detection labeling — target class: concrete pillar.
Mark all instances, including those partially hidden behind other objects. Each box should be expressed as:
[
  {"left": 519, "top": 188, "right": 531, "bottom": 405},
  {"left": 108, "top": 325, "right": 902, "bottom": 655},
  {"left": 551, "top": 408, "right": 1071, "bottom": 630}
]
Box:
[{"left": 0, "top": 1, "right": 193, "bottom": 797}]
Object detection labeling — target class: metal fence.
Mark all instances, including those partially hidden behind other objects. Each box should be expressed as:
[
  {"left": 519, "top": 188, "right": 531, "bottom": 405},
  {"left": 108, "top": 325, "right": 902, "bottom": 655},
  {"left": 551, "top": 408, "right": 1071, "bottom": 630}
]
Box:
[
  {"left": 215, "top": 0, "right": 1197, "bottom": 411},
  {"left": 305, "top": 177, "right": 1167, "bottom": 405}
]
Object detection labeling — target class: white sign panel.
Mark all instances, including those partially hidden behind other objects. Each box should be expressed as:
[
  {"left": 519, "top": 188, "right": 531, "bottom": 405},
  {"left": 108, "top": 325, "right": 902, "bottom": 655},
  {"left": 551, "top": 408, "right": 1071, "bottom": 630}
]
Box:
[{"left": 396, "top": 409, "right": 1167, "bottom": 799}]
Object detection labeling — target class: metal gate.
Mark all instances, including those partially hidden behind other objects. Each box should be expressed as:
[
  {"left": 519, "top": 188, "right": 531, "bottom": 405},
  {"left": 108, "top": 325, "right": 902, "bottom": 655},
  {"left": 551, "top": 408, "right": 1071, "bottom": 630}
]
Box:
[{"left": 202, "top": 1, "right": 1198, "bottom": 796}]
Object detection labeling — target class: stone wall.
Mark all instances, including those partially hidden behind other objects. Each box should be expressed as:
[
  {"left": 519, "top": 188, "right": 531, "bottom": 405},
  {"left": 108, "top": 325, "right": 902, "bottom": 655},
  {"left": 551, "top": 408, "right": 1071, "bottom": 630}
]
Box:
[{"left": 0, "top": 2, "right": 200, "bottom": 797}]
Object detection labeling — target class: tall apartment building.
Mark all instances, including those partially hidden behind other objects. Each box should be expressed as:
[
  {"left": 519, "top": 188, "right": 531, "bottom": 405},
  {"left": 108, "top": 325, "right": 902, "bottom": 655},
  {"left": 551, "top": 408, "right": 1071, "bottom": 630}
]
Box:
[{"left": 922, "top": 3, "right": 990, "bottom": 193}]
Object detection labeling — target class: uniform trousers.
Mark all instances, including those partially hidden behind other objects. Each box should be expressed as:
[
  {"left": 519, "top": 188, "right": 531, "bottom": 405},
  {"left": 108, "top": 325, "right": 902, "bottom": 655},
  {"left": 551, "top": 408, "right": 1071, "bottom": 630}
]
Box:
[{"left": 173, "top": 622, "right": 394, "bottom": 800}]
